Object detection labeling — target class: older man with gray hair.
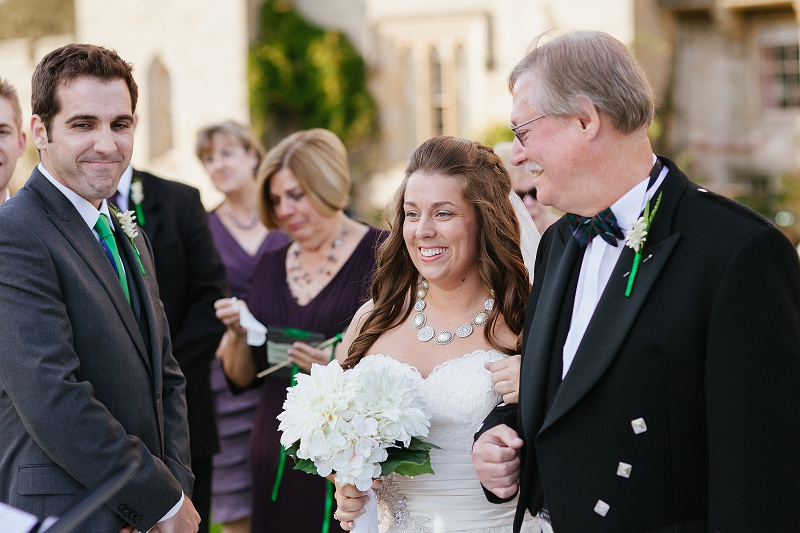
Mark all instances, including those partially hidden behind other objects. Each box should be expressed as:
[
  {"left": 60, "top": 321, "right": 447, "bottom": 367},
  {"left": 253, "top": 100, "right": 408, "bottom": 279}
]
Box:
[{"left": 473, "top": 31, "right": 800, "bottom": 533}]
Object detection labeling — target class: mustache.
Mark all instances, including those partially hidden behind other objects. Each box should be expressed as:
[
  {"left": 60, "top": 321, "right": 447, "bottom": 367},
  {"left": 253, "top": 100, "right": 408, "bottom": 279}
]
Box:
[{"left": 523, "top": 162, "right": 543, "bottom": 175}]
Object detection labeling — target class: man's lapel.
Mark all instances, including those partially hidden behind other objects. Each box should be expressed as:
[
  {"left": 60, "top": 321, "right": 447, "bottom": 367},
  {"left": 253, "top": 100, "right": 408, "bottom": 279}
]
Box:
[
  {"left": 521, "top": 224, "right": 578, "bottom": 440},
  {"left": 133, "top": 170, "right": 162, "bottom": 240},
  {"left": 540, "top": 158, "right": 687, "bottom": 433},
  {"left": 26, "top": 169, "right": 151, "bottom": 371},
  {"left": 112, "top": 213, "right": 159, "bottom": 374}
]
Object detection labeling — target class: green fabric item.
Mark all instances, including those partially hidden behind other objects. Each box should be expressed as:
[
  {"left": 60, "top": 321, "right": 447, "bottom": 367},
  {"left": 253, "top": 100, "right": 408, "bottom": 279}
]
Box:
[{"left": 95, "top": 213, "right": 130, "bottom": 303}]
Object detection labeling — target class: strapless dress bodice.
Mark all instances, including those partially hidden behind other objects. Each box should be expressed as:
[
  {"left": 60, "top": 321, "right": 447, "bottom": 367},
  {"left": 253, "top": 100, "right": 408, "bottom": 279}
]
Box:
[{"left": 358, "top": 351, "right": 539, "bottom": 533}]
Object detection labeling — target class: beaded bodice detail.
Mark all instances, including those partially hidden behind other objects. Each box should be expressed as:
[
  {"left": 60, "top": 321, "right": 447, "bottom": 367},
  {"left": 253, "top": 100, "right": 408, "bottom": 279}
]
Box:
[{"left": 357, "top": 352, "right": 540, "bottom": 533}]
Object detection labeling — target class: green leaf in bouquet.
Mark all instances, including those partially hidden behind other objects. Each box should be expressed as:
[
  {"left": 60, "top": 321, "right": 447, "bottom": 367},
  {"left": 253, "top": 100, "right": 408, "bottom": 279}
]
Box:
[
  {"left": 395, "top": 452, "right": 435, "bottom": 477},
  {"left": 381, "top": 447, "right": 435, "bottom": 477},
  {"left": 284, "top": 440, "right": 301, "bottom": 457},
  {"left": 292, "top": 457, "right": 319, "bottom": 475},
  {"left": 407, "top": 436, "right": 441, "bottom": 451}
]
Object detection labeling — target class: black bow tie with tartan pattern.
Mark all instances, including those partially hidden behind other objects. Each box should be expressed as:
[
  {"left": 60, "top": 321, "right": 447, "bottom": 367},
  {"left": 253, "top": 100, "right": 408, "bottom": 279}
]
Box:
[{"left": 566, "top": 208, "right": 625, "bottom": 248}]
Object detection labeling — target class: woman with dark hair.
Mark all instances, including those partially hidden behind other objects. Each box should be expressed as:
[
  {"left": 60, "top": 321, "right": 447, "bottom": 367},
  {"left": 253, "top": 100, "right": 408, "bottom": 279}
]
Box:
[{"left": 333, "top": 136, "right": 541, "bottom": 532}]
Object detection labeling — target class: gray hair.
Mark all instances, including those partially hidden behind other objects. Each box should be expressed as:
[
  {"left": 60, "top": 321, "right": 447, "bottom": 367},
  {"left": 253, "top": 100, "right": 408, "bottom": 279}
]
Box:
[{"left": 509, "top": 31, "right": 654, "bottom": 134}]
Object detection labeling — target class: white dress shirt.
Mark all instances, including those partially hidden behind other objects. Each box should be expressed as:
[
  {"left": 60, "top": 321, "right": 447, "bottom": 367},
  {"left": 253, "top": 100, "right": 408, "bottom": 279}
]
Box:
[
  {"left": 114, "top": 165, "right": 134, "bottom": 211},
  {"left": 562, "top": 155, "right": 668, "bottom": 378},
  {"left": 38, "top": 163, "right": 183, "bottom": 525}
]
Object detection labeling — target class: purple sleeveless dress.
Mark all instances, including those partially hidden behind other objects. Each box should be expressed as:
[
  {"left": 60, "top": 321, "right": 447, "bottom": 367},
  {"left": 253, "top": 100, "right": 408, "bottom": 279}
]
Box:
[
  {"left": 207, "top": 211, "right": 289, "bottom": 523},
  {"left": 246, "top": 226, "right": 385, "bottom": 533}
]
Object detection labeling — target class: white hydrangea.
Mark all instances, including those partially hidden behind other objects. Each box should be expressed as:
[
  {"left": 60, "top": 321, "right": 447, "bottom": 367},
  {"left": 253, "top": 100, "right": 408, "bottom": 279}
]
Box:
[{"left": 278, "top": 360, "right": 430, "bottom": 491}]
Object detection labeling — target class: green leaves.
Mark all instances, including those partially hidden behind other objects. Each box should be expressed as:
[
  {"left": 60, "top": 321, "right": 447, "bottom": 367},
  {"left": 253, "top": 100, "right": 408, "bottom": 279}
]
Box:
[
  {"left": 381, "top": 437, "right": 441, "bottom": 477},
  {"left": 284, "top": 437, "right": 441, "bottom": 479}
]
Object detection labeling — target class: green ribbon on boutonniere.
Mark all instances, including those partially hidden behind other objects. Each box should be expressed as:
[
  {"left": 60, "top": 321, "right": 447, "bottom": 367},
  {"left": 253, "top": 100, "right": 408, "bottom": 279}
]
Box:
[
  {"left": 110, "top": 204, "right": 146, "bottom": 276},
  {"left": 624, "top": 192, "right": 662, "bottom": 297},
  {"left": 131, "top": 178, "right": 146, "bottom": 227}
]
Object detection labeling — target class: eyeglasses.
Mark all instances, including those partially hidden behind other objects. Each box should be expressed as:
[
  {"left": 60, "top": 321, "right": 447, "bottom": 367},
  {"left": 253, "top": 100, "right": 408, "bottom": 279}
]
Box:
[
  {"left": 514, "top": 187, "right": 537, "bottom": 201},
  {"left": 510, "top": 114, "right": 547, "bottom": 146}
]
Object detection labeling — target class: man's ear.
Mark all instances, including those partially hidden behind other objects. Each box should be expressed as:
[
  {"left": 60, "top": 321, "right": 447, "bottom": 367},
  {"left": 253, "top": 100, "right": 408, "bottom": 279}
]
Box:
[
  {"left": 17, "top": 131, "right": 26, "bottom": 157},
  {"left": 30, "top": 115, "right": 48, "bottom": 151},
  {"left": 574, "top": 95, "right": 600, "bottom": 140},
  {"left": 133, "top": 113, "right": 139, "bottom": 132}
]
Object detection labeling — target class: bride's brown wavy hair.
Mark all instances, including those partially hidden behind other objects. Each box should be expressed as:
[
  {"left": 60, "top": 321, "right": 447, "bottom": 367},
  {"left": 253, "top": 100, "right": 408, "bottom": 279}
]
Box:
[{"left": 343, "top": 136, "right": 531, "bottom": 369}]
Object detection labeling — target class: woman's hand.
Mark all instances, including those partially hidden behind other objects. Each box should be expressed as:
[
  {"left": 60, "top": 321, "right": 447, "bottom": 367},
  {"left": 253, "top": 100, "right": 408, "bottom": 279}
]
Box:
[
  {"left": 288, "top": 342, "right": 332, "bottom": 373},
  {"left": 486, "top": 354, "right": 521, "bottom": 404},
  {"left": 214, "top": 297, "right": 246, "bottom": 336},
  {"left": 213, "top": 298, "right": 257, "bottom": 388},
  {"left": 331, "top": 478, "right": 382, "bottom": 531}
]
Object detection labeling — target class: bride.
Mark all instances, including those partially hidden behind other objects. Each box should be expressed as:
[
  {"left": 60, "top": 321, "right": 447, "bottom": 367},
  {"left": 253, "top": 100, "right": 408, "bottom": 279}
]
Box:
[{"left": 333, "top": 136, "right": 540, "bottom": 532}]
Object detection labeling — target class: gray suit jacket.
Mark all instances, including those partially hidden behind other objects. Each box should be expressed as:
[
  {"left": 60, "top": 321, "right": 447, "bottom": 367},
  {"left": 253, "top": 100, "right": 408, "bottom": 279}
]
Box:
[{"left": 0, "top": 168, "right": 193, "bottom": 532}]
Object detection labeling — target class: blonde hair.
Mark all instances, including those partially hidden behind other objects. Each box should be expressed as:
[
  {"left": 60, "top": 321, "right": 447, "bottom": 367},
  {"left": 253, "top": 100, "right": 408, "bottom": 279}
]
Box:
[
  {"left": 509, "top": 31, "right": 654, "bottom": 134},
  {"left": 195, "top": 120, "right": 266, "bottom": 167},
  {"left": 257, "top": 128, "right": 350, "bottom": 230}
]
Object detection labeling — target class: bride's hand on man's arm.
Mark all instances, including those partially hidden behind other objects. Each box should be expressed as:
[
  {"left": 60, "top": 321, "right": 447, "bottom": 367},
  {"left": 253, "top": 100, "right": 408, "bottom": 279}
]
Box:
[
  {"left": 214, "top": 298, "right": 257, "bottom": 388},
  {"left": 330, "top": 476, "right": 382, "bottom": 531},
  {"left": 486, "top": 354, "right": 521, "bottom": 404}
]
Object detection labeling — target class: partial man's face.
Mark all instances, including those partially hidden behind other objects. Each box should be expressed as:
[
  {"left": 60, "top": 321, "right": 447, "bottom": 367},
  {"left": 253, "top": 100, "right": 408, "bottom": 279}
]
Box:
[
  {"left": 31, "top": 77, "right": 134, "bottom": 208},
  {"left": 509, "top": 73, "right": 586, "bottom": 214},
  {"left": 0, "top": 96, "right": 26, "bottom": 195}
]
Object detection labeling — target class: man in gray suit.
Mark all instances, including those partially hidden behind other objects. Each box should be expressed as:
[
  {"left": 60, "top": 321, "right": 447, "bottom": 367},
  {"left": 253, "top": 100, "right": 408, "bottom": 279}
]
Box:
[{"left": 0, "top": 44, "right": 201, "bottom": 533}]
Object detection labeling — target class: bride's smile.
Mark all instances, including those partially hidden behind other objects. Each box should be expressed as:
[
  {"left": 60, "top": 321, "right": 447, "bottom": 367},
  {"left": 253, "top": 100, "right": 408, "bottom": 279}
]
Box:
[{"left": 403, "top": 171, "right": 479, "bottom": 290}]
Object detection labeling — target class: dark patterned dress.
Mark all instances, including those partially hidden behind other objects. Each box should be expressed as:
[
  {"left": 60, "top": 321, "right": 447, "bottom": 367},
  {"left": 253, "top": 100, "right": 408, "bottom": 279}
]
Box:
[{"left": 246, "top": 227, "right": 385, "bottom": 533}]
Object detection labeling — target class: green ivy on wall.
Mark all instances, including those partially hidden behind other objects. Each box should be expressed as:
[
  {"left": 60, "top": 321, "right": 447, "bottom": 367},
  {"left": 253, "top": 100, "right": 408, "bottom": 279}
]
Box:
[{"left": 249, "top": 0, "right": 377, "bottom": 152}]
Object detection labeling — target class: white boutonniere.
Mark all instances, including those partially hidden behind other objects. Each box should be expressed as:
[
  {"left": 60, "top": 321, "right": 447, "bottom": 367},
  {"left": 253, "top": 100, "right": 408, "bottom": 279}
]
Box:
[
  {"left": 110, "top": 205, "right": 146, "bottom": 276},
  {"left": 624, "top": 192, "right": 662, "bottom": 297},
  {"left": 130, "top": 178, "right": 146, "bottom": 226}
]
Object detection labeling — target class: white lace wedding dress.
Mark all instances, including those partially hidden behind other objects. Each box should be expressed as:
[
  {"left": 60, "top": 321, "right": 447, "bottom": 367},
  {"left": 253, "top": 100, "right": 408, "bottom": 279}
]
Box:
[{"left": 358, "top": 351, "right": 540, "bottom": 533}]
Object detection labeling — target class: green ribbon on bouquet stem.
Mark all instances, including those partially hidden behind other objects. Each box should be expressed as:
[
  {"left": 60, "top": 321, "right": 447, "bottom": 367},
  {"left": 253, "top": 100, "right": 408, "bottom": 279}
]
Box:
[{"left": 270, "top": 333, "right": 343, "bottom": 533}]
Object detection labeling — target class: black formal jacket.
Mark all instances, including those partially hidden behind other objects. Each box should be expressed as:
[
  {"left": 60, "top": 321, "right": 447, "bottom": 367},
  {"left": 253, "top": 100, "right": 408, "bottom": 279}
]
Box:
[
  {"left": 131, "top": 169, "right": 227, "bottom": 461},
  {"left": 480, "top": 158, "right": 800, "bottom": 533}
]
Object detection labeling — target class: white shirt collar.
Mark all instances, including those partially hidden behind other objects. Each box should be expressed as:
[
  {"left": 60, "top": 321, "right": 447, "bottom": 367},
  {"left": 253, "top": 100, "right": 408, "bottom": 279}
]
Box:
[
  {"left": 2, "top": 188, "right": 9, "bottom": 203},
  {"left": 610, "top": 154, "right": 665, "bottom": 232},
  {"left": 38, "top": 163, "right": 114, "bottom": 233},
  {"left": 114, "top": 165, "right": 134, "bottom": 211}
]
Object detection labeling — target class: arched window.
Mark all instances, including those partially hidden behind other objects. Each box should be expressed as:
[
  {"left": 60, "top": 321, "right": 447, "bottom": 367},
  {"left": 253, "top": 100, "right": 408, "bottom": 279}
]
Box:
[
  {"left": 430, "top": 48, "right": 444, "bottom": 136},
  {"left": 149, "top": 57, "right": 173, "bottom": 159}
]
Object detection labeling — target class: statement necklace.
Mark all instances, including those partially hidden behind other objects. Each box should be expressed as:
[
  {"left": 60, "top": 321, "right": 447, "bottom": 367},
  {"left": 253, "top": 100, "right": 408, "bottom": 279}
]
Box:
[
  {"left": 287, "top": 224, "right": 349, "bottom": 302},
  {"left": 222, "top": 202, "right": 258, "bottom": 230},
  {"left": 410, "top": 280, "right": 494, "bottom": 345}
]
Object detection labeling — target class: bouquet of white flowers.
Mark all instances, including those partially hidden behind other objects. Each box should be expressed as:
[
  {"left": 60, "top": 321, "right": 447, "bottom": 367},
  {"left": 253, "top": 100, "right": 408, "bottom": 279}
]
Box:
[{"left": 278, "top": 360, "right": 438, "bottom": 533}]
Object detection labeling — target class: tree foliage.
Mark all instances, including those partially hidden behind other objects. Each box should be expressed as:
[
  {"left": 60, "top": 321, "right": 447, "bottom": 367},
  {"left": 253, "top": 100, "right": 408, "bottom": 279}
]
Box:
[{"left": 249, "top": 0, "right": 377, "bottom": 152}]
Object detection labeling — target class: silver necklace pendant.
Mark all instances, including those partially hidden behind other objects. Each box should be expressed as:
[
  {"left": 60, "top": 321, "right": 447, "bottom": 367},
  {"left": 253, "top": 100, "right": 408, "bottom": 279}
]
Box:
[
  {"left": 411, "top": 282, "right": 492, "bottom": 344},
  {"left": 434, "top": 331, "right": 454, "bottom": 345},
  {"left": 417, "top": 326, "right": 434, "bottom": 342}
]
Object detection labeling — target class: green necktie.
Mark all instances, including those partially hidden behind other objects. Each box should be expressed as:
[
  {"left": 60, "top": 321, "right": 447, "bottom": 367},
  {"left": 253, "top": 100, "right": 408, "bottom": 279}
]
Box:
[{"left": 94, "top": 213, "right": 130, "bottom": 303}]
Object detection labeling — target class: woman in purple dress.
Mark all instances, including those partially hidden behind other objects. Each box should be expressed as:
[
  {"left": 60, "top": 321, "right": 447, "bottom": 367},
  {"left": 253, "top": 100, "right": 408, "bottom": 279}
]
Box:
[
  {"left": 215, "top": 128, "right": 385, "bottom": 533},
  {"left": 197, "top": 121, "right": 289, "bottom": 533}
]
